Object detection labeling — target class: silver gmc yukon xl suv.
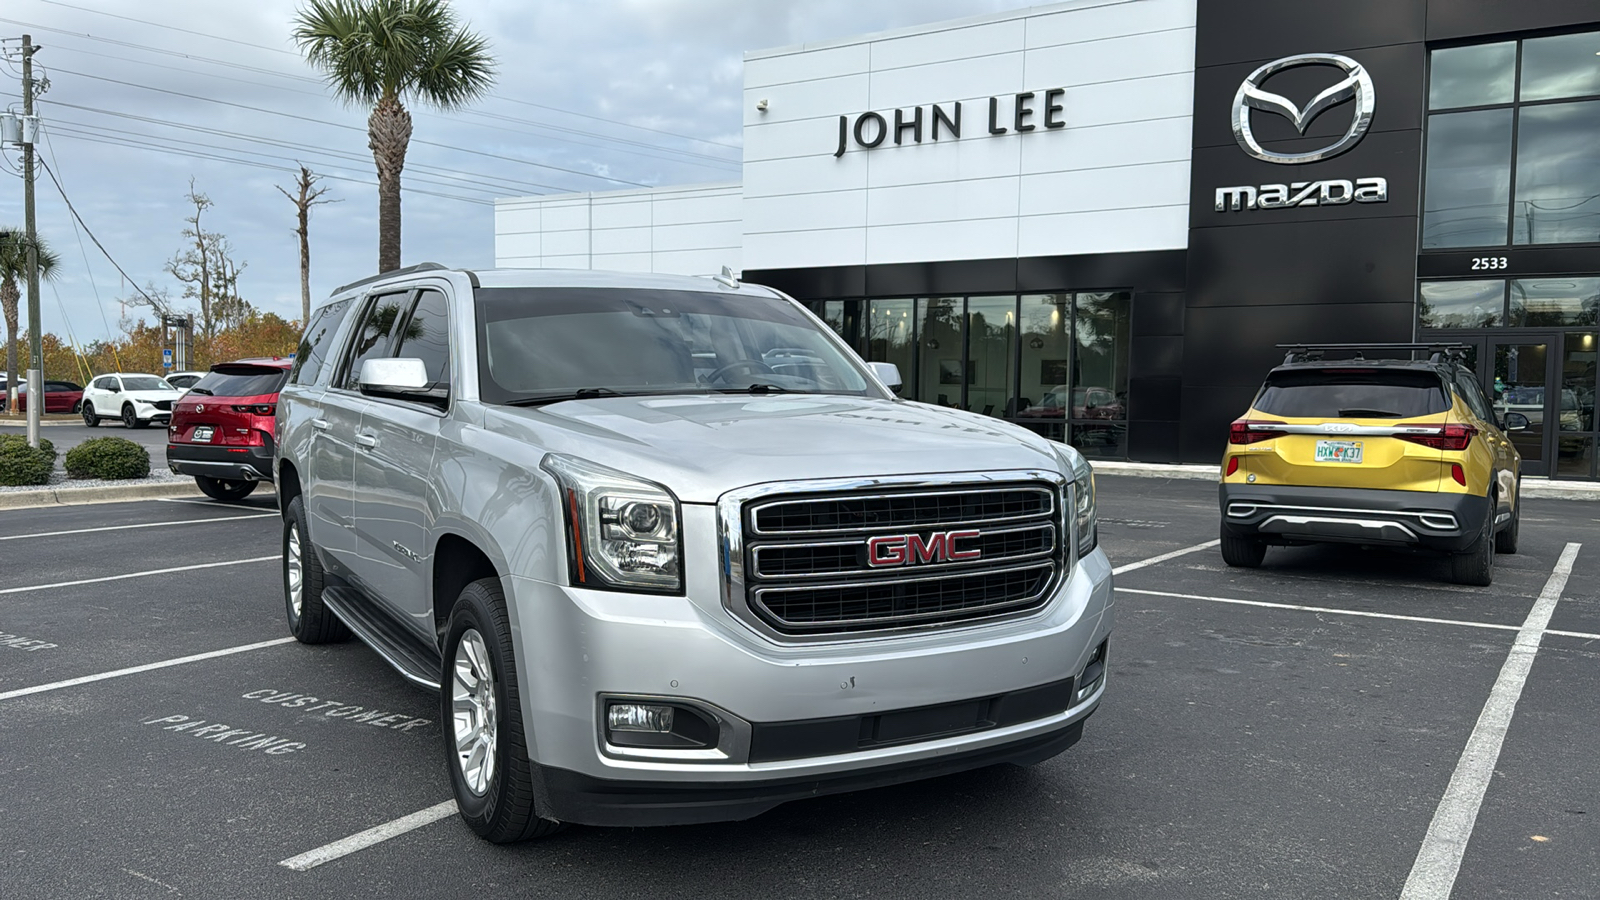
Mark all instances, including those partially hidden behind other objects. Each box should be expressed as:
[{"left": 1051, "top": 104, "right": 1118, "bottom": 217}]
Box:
[{"left": 275, "top": 264, "right": 1113, "bottom": 842}]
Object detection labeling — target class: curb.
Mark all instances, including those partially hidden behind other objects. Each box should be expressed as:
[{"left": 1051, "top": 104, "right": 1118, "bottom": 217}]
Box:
[
  {"left": 0, "top": 480, "right": 204, "bottom": 510},
  {"left": 1091, "top": 460, "right": 1600, "bottom": 501}
]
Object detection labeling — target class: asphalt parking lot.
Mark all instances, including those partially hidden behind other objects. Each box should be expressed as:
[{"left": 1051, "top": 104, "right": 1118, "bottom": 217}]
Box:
[
  {"left": 1, "top": 477, "right": 1596, "bottom": 899},
  {"left": 0, "top": 419, "right": 172, "bottom": 469}
]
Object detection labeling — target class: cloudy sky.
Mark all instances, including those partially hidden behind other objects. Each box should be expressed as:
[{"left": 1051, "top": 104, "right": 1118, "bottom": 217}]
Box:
[{"left": 0, "top": 0, "right": 1037, "bottom": 344}]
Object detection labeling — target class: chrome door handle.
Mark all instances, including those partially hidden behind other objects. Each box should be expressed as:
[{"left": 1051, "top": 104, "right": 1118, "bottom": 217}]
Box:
[
  {"left": 355, "top": 433, "right": 378, "bottom": 448},
  {"left": 312, "top": 418, "right": 331, "bottom": 431}
]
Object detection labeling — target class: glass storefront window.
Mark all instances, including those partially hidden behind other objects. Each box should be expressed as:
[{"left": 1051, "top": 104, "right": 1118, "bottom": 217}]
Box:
[
  {"left": 866, "top": 298, "right": 915, "bottom": 394},
  {"left": 1510, "top": 278, "right": 1600, "bottom": 327},
  {"left": 1421, "top": 109, "right": 1515, "bottom": 248},
  {"left": 916, "top": 297, "right": 962, "bottom": 408},
  {"left": 1019, "top": 294, "right": 1072, "bottom": 421},
  {"left": 1420, "top": 280, "right": 1505, "bottom": 328},
  {"left": 1520, "top": 31, "right": 1600, "bottom": 102},
  {"left": 966, "top": 296, "right": 1016, "bottom": 419},
  {"left": 1072, "top": 291, "right": 1131, "bottom": 423},
  {"left": 1429, "top": 42, "right": 1516, "bottom": 110},
  {"left": 1513, "top": 100, "right": 1600, "bottom": 245}
]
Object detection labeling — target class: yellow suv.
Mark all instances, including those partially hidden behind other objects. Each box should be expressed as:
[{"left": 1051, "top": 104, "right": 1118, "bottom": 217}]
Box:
[{"left": 1219, "top": 344, "right": 1524, "bottom": 586}]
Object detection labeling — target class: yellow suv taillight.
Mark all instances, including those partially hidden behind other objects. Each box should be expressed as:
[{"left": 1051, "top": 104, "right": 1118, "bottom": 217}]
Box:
[
  {"left": 1229, "top": 419, "right": 1287, "bottom": 444},
  {"left": 1396, "top": 423, "right": 1476, "bottom": 451}
]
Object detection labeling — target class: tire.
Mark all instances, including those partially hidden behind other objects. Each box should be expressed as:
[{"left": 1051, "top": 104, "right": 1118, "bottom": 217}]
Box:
[
  {"left": 71, "top": 401, "right": 81, "bottom": 414},
  {"left": 121, "top": 404, "right": 143, "bottom": 429},
  {"left": 196, "top": 475, "right": 259, "bottom": 502},
  {"left": 283, "top": 496, "right": 349, "bottom": 644},
  {"left": 1451, "top": 500, "right": 1496, "bottom": 586},
  {"left": 82, "top": 401, "right": 99, "bottom": 427},
  {"left": 442, "top": 577, "right": 566, "bottom": 843},
  {"left": 1220, "top": 526, "right": 1268, "bottom": 568},
  {"left": 1495, "top": 481, "right": 1520, "bottom": 555}
]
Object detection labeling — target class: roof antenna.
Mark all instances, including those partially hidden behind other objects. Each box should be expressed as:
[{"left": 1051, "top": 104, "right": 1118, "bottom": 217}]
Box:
[{"left": 712, "top": 265, "right": 740, "bottom": 290}]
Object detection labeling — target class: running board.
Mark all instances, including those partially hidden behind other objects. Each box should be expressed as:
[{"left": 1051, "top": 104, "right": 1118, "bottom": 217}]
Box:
[{"left": 322, "top": 586, "right": 442, "bottom": 691}]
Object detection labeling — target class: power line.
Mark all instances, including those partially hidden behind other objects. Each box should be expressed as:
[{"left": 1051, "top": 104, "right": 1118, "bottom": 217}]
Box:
[
  {"left": 1, "top": 11, "right": 742, "bottom": 154},
  {"left": 40, "top": 126, "right": 118, "bottom": 345},
  {"left": 35, "top": 156, "right": 168, "bottom": 313},
  {"left": 46, "top": 65, "right": 653, "bottom": 188},
  {"left": 27, "top": 0, "right": 299, "bottom": 57}
]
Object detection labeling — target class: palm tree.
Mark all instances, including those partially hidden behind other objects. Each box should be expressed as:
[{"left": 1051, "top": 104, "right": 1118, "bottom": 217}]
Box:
[
  {"left": 293, "top": 0, "right": 495, "bottom": 273},
  {"left": 0, "top": 228, "right": 60, "bottom": 412}
]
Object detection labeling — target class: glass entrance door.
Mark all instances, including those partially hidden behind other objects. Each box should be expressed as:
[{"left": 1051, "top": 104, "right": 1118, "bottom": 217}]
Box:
[{"left": 1488, "top": 338, "right": 1556, "bottom": 476}]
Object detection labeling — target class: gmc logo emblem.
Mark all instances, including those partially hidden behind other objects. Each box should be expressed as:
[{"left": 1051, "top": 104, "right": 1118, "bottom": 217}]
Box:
[{"left": 867, "top": 530, "right": 982, "bottom": 567}]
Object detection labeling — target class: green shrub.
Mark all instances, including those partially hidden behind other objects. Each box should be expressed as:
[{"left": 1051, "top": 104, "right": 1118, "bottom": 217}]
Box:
[
  {"left": 0, "top": 434, "right": 57, "bottom": 486},
  {"left": 64, "top": 436, "right": 150, "bottom": 480}
]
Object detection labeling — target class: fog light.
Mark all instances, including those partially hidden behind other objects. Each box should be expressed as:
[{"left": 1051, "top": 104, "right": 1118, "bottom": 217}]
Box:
[
  {"left": 608, "top": 703, "right": 674, "bottom": 733},
  {"left": 1075, "top": 640, "right": 1108, "bottom": 704}
]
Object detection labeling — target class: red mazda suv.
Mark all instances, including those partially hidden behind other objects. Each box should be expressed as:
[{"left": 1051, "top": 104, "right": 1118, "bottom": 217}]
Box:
[{"left": 167, "top": 358, "right": 292, "bottom": 501}]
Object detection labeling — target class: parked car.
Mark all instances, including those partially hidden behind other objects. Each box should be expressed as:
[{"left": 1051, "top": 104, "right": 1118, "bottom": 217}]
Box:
[
  {"left": 276, "top": 266, "right": 1111, "bottom": 842},
  {"left": 13, "top": 380, "right": 84, "bottom": 415},
  {"left": 1016, "top": 386, "right": 1125, "bottom": 420},
  {"left": 167, "top": 358, "right": 293, "bottom": 501},
  {"left": 164, "top": 371, "right": 208, "bottom": 392},
  {"left": 81, "top": 373, "right": 183, "bottom": 429},
  {"left": 1219, "top": 344, "right": 1523, "bottom": 585}
]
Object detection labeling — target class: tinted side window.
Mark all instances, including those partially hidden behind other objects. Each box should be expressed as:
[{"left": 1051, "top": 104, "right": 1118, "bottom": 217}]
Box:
[
  {"left": 289, "top": 298, "right": 353, "bottom": 386},
  {"left": 394, "top": 289, "right": 451, "bottom": 391},
  {"left": 1456, "top": 372, "right": 1495, "bottom": 422},
  {"left": 1254, "top": 370, "right": 1452, "bottom": 418},
  {"left": 339, "top": 292, "right": 410, "bottom": 391}
]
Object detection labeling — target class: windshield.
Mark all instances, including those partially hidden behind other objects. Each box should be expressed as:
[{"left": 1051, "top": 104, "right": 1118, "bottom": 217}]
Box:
[
  {"left": 191, "top": 367, "right": 288, "bottom": 398},
  {"left": 122, "top": 376, "right": 174, "bottom": 391},
  {"left": 1255, "top": 369, "right": 1452, "bottom": 418},
  {"left": 475, "top": 287, "right": 876, "bottom": 403}
]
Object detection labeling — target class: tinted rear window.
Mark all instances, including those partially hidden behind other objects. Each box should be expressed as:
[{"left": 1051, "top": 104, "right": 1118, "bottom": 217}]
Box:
[
  {"left": 191, "top": 368, "right": 289, "bottom": 398},
  {"left": 1254, "top": 369, "right": 1451, "bottom": 418}
]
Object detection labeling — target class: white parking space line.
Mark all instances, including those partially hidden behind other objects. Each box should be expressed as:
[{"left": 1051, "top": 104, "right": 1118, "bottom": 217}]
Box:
[
  {"left": 279, "top": 801, "right": 457, "bottom": 871},
  {"left": 0, "top": 514, "right": 275, "bottom": 542},
  {"left": 0, "top": 636, "right": 295, "bottom": 702},
  {"left": 158, "top": 498, "right": 272, "bottom": 510},
  {"left": 1116, "top": 587, "right": 1523, "bottom": 634},
  {"left": 1546, "top": 628, "right": 1600, "bottom": 641},
  {"left": 1399, "top": 542, "right": 1581, "bottom": 900},
  {"left": 1111, "top": 539, "right": 1220, "bottom": 575},
  {"left": 0, "top": 555, "right": 280, "bottom": 596}
]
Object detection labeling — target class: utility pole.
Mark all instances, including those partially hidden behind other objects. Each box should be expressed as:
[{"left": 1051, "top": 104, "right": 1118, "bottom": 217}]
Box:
[{"left": 21, "top": 35, "right": 41, "bottom": 448}]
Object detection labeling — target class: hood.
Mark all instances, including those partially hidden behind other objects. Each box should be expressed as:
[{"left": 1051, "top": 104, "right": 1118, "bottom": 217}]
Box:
[
  {"left": 485, "top": 394, "right": 1066, "bottom": 503},
  {"left": 128, "top": 389, "right": 181, "bottom": 402}
]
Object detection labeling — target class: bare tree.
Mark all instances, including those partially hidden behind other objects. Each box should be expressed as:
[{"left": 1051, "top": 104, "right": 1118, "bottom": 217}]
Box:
[
  {"left": 165, "top": 179, "right": 248, "bottom": 341},
  {"left": 276, "top": 166, "right": 338, "bottom": 325},
  {"left": 211, "top": 242, "right": 254, "bottom": 331}
]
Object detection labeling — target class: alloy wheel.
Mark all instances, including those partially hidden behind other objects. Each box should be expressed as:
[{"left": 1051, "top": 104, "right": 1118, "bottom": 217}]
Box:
[
  {"left": 286, "top": 525, "right": 304, "bottom": 619},
  {"left": 451, "top": 629, "right": 498, "bottom": 796}
]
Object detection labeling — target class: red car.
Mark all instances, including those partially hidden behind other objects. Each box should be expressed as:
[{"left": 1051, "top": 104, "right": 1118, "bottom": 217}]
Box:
[
  {"left": 166, "top": 358, "right": 293, "bottom": 501},
  {"left": 13, "top": 380, "right": 84, "bottom": 414}
]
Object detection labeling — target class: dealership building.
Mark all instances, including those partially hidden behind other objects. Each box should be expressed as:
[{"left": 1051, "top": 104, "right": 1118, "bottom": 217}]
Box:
[{"left": 494, "top": 0, "right": 1600, "bottom": 478}]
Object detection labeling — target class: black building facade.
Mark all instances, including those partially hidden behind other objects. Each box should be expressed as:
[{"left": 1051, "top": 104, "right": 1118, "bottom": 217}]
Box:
[{"left": 747, "top": 0, "right": 1600, "bottom": 479}]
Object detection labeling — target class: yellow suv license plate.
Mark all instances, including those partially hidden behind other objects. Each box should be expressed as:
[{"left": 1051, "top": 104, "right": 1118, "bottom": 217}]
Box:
[{"left": 1315, "top": 439, "right": 1363, "bottom": 463}]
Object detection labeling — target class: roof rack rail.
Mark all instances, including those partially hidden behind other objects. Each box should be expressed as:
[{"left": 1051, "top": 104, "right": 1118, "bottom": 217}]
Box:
[
  {"left": 332, "top": 261, "right": 449, "bottom": 296},
  {"left": 1277, "top": 342, "right": 1470, "bottom": 366}
]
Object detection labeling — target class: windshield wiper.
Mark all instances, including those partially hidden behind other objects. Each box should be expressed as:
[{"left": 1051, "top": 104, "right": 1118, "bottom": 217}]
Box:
[
  {"left": 501, "top": 387, "right": 710, "bottom": 408},
  {"left": 1337, "top": 407, "right": 1403, "bottom": 418},
  {"left": 187, "top": 387, "right": 214, "bottom": 396},
  {"left": 711, "top": 383, "right": 799, "bottom": 394}
]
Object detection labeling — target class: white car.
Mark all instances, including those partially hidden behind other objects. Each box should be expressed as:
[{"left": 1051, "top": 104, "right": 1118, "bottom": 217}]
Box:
[
  {"left": 81, "top": 373, "right": 183, "bottom": 429},
  {"left": 164, "top": 371, "right": 208, "bottom": 392}
]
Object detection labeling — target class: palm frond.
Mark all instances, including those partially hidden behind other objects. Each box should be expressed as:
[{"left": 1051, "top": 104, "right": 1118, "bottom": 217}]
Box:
[
  {"left": 292, "top": 0, "right": 495, "bottom": 108},
  {"left": 0, "top": 228, "right": 61, "bottom": 281}
]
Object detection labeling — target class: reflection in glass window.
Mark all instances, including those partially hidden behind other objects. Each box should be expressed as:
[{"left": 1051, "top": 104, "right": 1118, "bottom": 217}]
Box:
[
  {"left": 966, "top": 296, "right": 1015, "bottom": 419},
  {"left": 1420, "top": 280, "right": 1505, "bottom": 328},
  {"left": 394, "top": 290, "right": 451, "bottom": 389},
  {"left": 1073, "top": 292, "right": 1131, "bottom": 425},
  {"left": 1422, "top": 109, "right": 1515, "bottom": 248},
  {"left": 1018, "top": 295, "right": 1072, "bottom": 422},
  {"left": 1429, "top": 42, "right": 1516, "bottom": 109},
  {"left": 916, "top": 297, "right": 962, "bottom": 408},
  {"left": 865, "top": 299, "right": 915, "bottom": 397},
  {"left": 1510, "top": 278, "right": 1600, "bottom": 327},
  {"left": 341, "top": 293, "right": 408, "bottom": 390},
  {"left": 1513, "top": 100, "right": 1600, "bottom": 245},
  {"left": 1520, "top": 31, "right": 1600, "bottom": 102}
]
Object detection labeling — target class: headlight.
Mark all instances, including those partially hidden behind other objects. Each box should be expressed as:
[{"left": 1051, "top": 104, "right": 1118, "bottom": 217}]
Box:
[
  {"left": 541, "top": 454, "right": 683, "bottom": 594},
  {"left": 1054, "top": 443, "right": 1098, "bottom": 558}
]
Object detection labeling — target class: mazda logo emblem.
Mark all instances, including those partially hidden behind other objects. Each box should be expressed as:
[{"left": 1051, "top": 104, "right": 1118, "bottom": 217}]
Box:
[{"left": 1231, "top": 53, "right": 1375, "bottom": 165}]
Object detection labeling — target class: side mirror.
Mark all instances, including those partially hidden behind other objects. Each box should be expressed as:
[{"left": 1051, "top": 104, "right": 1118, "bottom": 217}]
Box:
[
  {"left": 360, "top": 357, "right": 430, "bottom": 395},
  {"left": 1502, "top": 411, "right": 1529, "bottom": 432},
  {"left": 866, "top": 362, "right": 903, "bottom": 395}
]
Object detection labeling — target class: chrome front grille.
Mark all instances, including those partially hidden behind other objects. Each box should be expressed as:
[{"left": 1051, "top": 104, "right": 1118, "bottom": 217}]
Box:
[{"left": 720, "top": 473, "right": 1066, "bottom": 640}]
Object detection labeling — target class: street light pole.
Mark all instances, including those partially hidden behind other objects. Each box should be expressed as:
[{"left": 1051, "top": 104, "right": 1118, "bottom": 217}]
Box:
[{"left": 21, "top": 34, "right": 41, "bottom": 448}]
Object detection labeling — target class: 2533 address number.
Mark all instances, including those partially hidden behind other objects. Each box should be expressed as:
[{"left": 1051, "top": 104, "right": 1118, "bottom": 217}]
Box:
[{"left": 1471, "top": 256, "right": 1509, "bottom": 271}]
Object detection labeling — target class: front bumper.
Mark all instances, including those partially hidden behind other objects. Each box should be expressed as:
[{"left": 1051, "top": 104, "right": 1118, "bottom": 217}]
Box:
[
  {"left": 166, "top": 440, "right": 275, "bottom": 482},
  {"left": 504, "top": 510, "right": 1114, "bottom": 827},
  {"left": 1220, "top": 483, "right": 1489, "bottom": 552}
]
